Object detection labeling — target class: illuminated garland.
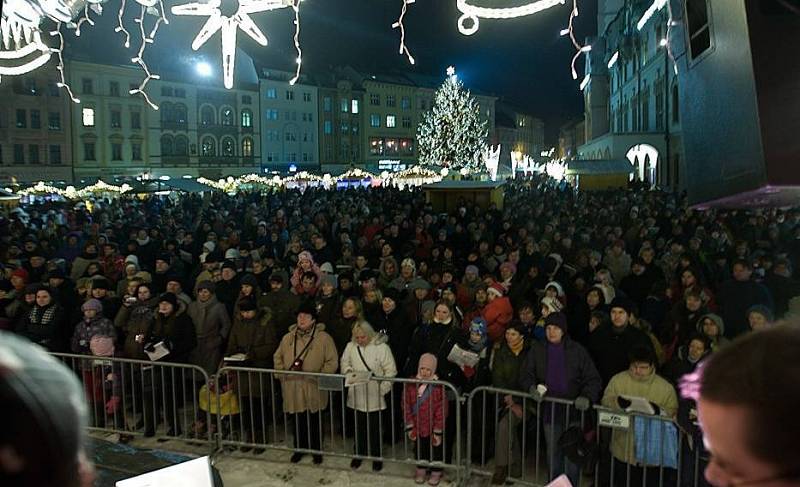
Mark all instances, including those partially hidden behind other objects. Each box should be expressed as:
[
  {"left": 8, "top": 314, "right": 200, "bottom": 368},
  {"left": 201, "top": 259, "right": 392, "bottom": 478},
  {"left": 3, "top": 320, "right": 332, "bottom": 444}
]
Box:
[
  {"left": 456, "top": 0, "right": 565, "bottom": 35},
  {"left": 335, "top": 168, "right": 378, "bottom": 181},
  {"left": 392, "top": 0, "right": 415, "bottom": 64}
]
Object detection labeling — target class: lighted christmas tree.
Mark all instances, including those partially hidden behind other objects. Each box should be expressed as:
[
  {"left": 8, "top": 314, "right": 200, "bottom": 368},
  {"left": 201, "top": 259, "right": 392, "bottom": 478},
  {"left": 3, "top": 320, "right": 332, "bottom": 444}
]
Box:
[{"left": 417, "top": 66, "right": 489, "bottom": 172}]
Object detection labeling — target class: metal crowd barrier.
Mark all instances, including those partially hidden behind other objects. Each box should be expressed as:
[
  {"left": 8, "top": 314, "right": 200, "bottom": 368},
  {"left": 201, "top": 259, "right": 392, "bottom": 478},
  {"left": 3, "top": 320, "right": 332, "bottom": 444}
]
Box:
[
  {"left": 53, "top": 353, "right": 711, "bottom": 487},
  {"left": 52, "top": 353, "right": 214, "bottom": 450},
  {"left": 214, "top": 366, "right": 464, "bottom": 484}
]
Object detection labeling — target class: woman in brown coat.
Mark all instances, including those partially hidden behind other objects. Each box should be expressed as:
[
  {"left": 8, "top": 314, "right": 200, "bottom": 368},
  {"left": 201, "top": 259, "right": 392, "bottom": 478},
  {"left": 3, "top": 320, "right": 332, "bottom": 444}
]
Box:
[{"left": 274, "top": 300, "right": 338, "bottom": 464}]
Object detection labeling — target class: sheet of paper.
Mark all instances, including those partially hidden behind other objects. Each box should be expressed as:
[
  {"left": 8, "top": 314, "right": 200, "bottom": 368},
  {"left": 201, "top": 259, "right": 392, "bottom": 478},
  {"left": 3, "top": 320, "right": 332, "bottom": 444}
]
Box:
[
  {"left": 145, "top": 341, "right": 170, "bottom": 362},
  {"left": 620, "top": 394, "right": 656, "bottom": 415},
  {"left": 116, "top": 456, "right": 214, "bottom": 487},
  {"left": 344, "top": 371, "right": 372, "bottom": 387},
  {"left": 447, "top": 344, "right": 480, "bottom": 368},
  {"left": 224, "top": 353, "right": 247, "bottom": 362},
  {"left": 545, "top": 474, "right": 573, "bottom": 487}
]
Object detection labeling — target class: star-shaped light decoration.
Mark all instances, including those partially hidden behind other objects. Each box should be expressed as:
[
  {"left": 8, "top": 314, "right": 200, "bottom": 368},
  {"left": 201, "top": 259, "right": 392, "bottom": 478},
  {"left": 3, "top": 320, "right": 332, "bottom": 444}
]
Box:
[
  {"left": 171, "top": 0, "right": 293, "bottom": 89},
  {"left": 446, "top": 65, "right": 455, "bottom": 77}
]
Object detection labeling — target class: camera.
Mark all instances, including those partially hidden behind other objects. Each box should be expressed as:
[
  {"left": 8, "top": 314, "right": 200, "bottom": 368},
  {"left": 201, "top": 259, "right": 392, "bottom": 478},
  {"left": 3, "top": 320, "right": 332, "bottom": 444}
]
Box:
[{"left": 290, "top": 358, "right": 304, "bottom": 371}]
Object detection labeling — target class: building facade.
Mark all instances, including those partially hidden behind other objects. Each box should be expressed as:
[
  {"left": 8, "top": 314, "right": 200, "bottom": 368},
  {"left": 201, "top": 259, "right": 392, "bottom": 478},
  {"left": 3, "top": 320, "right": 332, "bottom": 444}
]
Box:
[
  {"left": 495, "top": 103, "right": 545, "bottom": 167},
  {"left": 0, "top": 61, "right": 73, "bottom": 183},
  {"left": 577, "top": 0, "right": 683, "bottom": 189},
  {"left": 259, "top": 69, "right": 318, "bottom": 173},
  {"left": 317, "top": 75, "right": 364, "bottom": 173}
]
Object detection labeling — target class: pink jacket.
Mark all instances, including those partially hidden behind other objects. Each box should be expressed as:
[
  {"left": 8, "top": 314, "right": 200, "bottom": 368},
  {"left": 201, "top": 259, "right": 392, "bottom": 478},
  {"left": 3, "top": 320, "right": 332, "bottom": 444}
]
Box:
[{"left": 403, "top": 382, "right": 448, "bottom": 438}]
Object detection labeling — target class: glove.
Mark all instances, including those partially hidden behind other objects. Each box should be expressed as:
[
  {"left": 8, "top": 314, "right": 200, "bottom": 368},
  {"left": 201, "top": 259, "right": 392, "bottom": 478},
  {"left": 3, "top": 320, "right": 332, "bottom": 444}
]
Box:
[
  {"left": 143, "top": 342, "right": 156, "bottom": 353},
  {"left": 432, "top": 433, "right": 442, "bottom": 446},
  {"left": 529, "top": 384, "right": 547, "bottom": 402},
  {"left": 617, "top": 396, "right": 632, "bottom": 409},
  {"left": 649, "top": 401, "right": 662, "bottom": 415},
  {"left": 574, "top": 396, "right": 591, "bottom": 411},
  {"left": 105, "top": 396, "right": 121, "bottom": 414}
]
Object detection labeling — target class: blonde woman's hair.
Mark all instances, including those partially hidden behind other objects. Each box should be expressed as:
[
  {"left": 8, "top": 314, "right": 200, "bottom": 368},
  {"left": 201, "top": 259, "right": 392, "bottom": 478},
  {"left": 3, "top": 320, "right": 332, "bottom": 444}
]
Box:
[{"left": 351, "top": 319, "right": 377, "bottom": 342}]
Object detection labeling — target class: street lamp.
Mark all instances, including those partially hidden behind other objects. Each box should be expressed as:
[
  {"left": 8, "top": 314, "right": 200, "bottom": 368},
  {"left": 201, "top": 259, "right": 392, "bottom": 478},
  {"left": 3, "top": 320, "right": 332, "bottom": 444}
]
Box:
[{"left": 196, "top": 61, "right": 212, "bottom": 77}]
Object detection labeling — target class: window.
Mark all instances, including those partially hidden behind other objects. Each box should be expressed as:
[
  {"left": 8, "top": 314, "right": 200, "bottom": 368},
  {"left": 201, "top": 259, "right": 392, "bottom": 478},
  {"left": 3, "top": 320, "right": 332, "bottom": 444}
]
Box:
[
  {"left": 285, "top": 131, "right": 296, "bottom": 142},
  {"left": 655, "top": 77, "right": 665, "bottom": 130},
  {"left": 686, "top": 0, "right": 711, "bottom": 60},
  {"left": 48, "top": 112, "right": 61, "bottom": 130},
  {"left": 241, "top": 109, "right": 253, "bottom": 127},
  {"left": 341, "top": 98, "right": 349, "bottom": 113},
  {"left": 161, "top": 135, "right": 174, "bottom": 156},
  {"left": 287, "top": 152, "right": 297, "bottom": 162},
  {"left": 111, "top": 110, "right": 122, "bottom": 128},
  {"left": 201, "top": 106, "right": 215, "bottom": 125},
  {"left": 48, "top": 81, "right": 60, "bottom": 97},
  {"left": 112, "top": 143, "right": 122, "bottom": 161},
  {"left": 174, "top": 104, "right": 187, "bottom": 124},
  {"left": 286, "top": 90, "right": 294, "bottom": 100},
  {"left": 323, "top": 120, "right": 332, "bottom": 134},
  {"left": 266, "top": 88, "right": 277, "bottom": 99},
  {"left": 369, "top": 138, "right": 383, "bottom": 155},
  {"left": 83, "top": 142, "right": 95, "bottom": 161},
  {"left": 161, "top": 86, "right": 173, "bottom": 97},
  {"left": 386, "top": 115, "right": 396, "bottom": 128},
  {"left": 323, "top": 96, "right": 332, "bottom": 112},
  {"left": 340, "top": 121, "right": 349, "bottom": 134},
  {"left": 306, "top": 112, "right": 313, "bottom": 122},
  {"left": 303, "top": 92, "right": 311, "bottom": 102},
  {"left": 221, "top": 137, "right": 235, "bottom": 156},
  {"left": 400, "top": 138, "right": 414, "bottom": 155},
  {"left": 30, "top": 110, "right": 40, "bottom": 129},
  {"left": 110, "top": 81, "right": 120, "bottom": 97},
  {"left": 242, "top": 95, "right": 252, "bottom": 104},
  {"left": 386, "top": 95, "right": 396, "bottom": 107},
  {"left": 402, "top": 116, "right": 412, "bottom": 129},
  {"left": 352, "top": 122, "right": 359, "bottom": 135},
  {"left": 303, "top": 153, "right": 309, "bottom": 162},
  {"left": 131, "top": 142, "right": 142, "bottom": 160},
  {"left": 221, "top": 107, "right": 234, "bottom": 126},
  {"left": 49, "top": 145, "right": 61, "bottom": 164},
  {"left": 82, "top": 78, "right": 93, "bottom": 94},
  {"left": 175, "top": 88, "right": 186, "bottom": 98},
  {"left": 14, "top": 144, "right": 24, "bottom": 163},
  {"left": 370, "top": 114, "right": 380, "bottom": 127},
  {"left": 16, "top": 109, "right": 26, "bottom": 128},
  {"left": 131, "top": 111, "right": 141, "bottom": 130},
  {"left": 129, "top": 83, "right": 138, "bottom": 95},
  {"left": 370, "top": 94, "right": 380, "bottom": 106},
  {"left": 672, "top": 84, "right": 680, "bottom": 123},
  {"left": 266, "top": 108, "right": 279, "bottom": 120},
  {"left": 175, "top": 136, "right": 188, "bottom": 155},
  {"left": 242, "top": 137, "right": 253, "bottom": 157},
  {"left": 266, "top": 152, "right": 277, "bottom": 162},
  {"left": 401, "top": 97, "right": 411, "bottom": 110},
  {"left": 82, "top": 108, "right": 95, "bottom": 127},
  {"left": 419, "top": 99, "right": 427, "bottom": 111},
  {"left": 351, "top": 99, "right": 359, "bottom": 114},
  {"left": 201, "top": 136, "right": 216, "bottom": 156}
]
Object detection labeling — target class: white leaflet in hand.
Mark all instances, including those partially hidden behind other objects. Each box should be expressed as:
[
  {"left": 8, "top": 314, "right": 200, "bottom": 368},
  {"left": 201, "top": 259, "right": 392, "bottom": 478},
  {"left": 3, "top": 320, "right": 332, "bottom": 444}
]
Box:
[{"left": 145, "top": 341, "right": 170, "bottom": 361}]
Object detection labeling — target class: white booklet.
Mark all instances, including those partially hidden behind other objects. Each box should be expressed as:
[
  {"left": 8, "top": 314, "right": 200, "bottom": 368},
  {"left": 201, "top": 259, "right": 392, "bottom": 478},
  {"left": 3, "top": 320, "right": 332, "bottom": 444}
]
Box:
[
  {"left": 545, "top": 474, "right": 573, "bottom": 487},
  {"left": 144, "top": 341, "right": 170, "bottom": 362},
  {"left": 447, "top": 344, "right": 480, "bottom": 368},
  {"left": 117, "top": 456, "right": 214, "bottom": 487},
  {"left": 224, "top": 353, "right": 248, "bottom": 362},
  {"left": 344, "top": 371, "right": 372, "bottom": 387},
  {"left": 619, "top": 394, "right": 656, "bottom": 415}
]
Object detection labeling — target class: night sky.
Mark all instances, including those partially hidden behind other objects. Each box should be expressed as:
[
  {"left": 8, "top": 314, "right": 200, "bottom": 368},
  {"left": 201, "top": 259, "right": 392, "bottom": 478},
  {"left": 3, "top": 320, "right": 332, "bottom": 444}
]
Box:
[{"left": 69, "top": 0, "right": 598, "bottom": 141}]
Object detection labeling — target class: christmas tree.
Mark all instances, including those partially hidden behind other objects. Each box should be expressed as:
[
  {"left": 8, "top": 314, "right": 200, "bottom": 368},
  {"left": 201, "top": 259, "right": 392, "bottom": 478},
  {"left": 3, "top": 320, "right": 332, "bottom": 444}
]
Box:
[{"left": 417, "top": 67, "right": 489, "bottom": 172}]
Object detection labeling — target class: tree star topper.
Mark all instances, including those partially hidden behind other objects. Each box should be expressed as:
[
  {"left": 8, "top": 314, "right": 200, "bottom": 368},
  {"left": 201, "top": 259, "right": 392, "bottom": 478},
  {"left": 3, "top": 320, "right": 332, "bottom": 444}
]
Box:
[{"left": 171, "top": 0, "right": 293, "bottom": 89}]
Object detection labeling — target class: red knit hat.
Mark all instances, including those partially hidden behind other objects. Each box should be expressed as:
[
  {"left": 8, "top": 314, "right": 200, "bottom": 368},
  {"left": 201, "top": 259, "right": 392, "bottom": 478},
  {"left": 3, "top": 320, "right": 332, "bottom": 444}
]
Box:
[
  {"left": 11, "top": 268, "right": 29, "bottom": 283},
  {"left": 487, "top": 282, "right": 505, "bottom": 298}
]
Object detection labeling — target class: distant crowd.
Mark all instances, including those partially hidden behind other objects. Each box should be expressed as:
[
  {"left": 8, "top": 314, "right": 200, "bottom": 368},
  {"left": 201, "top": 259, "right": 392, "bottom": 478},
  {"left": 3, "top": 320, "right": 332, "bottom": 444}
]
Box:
[{"left": 1, "top": 173, "right": 798, "bottom": 486}]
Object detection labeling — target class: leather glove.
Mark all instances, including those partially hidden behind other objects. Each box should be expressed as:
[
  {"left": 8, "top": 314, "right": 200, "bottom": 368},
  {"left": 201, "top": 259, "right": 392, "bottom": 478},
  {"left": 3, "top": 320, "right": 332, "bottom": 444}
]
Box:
[
  {"left": 649, "top": 401, "right": 662, "bottom": 415},
  {"left": 617, "top": 396, "right": 632, "bottom": 409}
]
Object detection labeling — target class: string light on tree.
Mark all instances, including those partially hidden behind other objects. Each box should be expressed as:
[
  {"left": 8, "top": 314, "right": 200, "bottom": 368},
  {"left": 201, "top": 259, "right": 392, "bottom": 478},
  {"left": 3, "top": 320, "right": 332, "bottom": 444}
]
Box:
[
  {"left": 392, "top": 0, "right": 415, "bottom": 64},
  {"left": 171, "top": 0, "right": 292, "bottom": 89},
  {"left": 456, "top": 0, "right": 566, "bottom": 35},
  {"left": 417, "top": 66, "right": 489, "bottom": 173}
]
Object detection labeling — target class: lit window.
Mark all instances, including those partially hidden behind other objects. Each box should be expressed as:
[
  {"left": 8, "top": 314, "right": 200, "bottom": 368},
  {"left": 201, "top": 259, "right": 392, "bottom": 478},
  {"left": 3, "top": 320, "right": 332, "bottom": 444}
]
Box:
[
  {"left": 386, "top": 115, "right": 396, "bottom": 128},
  {"left": 351, "top": 99, "right": 359, "bottom": 114},
  {"left": 82, "top": 108, "right": 95, "bottom": 127}
]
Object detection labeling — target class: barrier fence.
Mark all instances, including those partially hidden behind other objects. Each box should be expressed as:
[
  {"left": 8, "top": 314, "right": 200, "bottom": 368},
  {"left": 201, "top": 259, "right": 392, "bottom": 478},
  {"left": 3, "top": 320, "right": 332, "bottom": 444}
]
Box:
[{"left": 56, "top": 353, "right": 710, "bottom": 487}]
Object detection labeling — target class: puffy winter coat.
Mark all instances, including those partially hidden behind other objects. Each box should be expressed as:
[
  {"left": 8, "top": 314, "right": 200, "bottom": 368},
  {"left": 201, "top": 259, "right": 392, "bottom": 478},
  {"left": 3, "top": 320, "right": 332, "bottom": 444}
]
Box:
[
  {"left": 340, "top": 334, "right": 397, "bottom": 412},
  {"left": 403, "top": 382, "right": 448, "bottom": 439},
  {"left": 481, "top": 296, "right": 514, "bottom": 343},
  {"left": 187, "top": 296, "right": 231, "bottom": 375},
  {"left": 225, "top": 309, "right": 278, "bottom": 396},
  {"left": 273, "top": 323, "right": 338, "bottom": 413}
]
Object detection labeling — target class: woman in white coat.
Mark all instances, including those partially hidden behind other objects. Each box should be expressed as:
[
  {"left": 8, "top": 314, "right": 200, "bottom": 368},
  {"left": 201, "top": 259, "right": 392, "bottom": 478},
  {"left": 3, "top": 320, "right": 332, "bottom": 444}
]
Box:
[{"left": 340, "top": 320, "right": 397, "bottom": 471}]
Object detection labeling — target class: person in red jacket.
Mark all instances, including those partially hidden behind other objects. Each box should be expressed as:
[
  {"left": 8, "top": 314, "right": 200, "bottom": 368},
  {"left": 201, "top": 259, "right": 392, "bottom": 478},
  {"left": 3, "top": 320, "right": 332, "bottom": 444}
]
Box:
[
  {"left": 404, "top": 353, "right": 449, "bottom": 485},
  {"left": 482, "top": 282, "right": 514, "bottom": 344}
]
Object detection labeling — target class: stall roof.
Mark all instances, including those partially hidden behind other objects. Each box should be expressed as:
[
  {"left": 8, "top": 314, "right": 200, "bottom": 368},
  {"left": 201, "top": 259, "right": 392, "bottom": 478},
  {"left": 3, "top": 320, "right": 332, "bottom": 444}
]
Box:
[
  {"left": 421, "top": 180, "right": 505, "bottom": 190},
  {"left": 164, "top": 179, "right": 215, "bottom": 193},
  {"left": 566, "top": 160, "right": 634, "bottom": 175}
]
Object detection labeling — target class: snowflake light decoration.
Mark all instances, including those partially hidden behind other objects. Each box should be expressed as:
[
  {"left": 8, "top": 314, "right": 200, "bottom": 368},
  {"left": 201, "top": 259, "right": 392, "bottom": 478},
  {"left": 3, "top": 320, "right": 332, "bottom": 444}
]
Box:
[{"left": 171, "top": 0, "right": 293, "bottom": 89}]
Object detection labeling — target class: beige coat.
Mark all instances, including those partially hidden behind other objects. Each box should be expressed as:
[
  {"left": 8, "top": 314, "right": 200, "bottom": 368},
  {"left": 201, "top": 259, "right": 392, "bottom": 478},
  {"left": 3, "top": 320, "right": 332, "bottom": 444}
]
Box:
[{"left": 273, "top": 323, "right": 338, "bottom": 414}]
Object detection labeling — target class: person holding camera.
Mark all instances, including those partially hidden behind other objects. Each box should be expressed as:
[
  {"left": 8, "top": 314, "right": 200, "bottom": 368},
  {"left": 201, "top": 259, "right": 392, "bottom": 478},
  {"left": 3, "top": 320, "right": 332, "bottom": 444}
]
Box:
[{"left": 273, "top": 300, "right": 338, "bottom": 464}]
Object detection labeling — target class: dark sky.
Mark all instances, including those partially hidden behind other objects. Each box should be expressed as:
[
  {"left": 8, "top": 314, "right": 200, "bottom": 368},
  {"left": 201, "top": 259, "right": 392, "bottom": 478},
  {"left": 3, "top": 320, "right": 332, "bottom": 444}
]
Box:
[{"left": 70, "top": 0, "right": 598, "bottom": 141}]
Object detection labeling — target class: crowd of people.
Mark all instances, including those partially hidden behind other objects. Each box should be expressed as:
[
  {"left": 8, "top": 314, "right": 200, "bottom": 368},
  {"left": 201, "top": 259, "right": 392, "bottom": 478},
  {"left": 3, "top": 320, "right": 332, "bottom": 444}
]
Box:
[{"left": 1, "top": 173, "right": 798, "bottom": 486}]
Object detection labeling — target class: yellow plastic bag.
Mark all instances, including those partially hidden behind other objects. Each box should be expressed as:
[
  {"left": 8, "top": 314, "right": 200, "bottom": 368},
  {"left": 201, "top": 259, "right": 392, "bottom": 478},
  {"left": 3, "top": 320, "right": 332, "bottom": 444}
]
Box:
[{"left": 199, "top": 384, "right": 240, "bottom": 416}]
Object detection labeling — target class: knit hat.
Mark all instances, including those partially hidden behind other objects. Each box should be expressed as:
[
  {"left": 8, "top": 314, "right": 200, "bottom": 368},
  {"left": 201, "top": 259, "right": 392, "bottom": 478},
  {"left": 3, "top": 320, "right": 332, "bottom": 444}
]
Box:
[
  {"left": 297, "top": 250, "right": 314, "bottom": 264},
  {"left": 544, "top": 312, "right": 568, "bottom": 334},
  {"left": 747, "top": 304, "right": 774, "bottom": 323},
  {"left": 125, "top": 254, "right": 140, "bottom": 267},
  {"left": 81, "top": 298, "right": 103, "bottom": 312},
  {"left": 91, "top": 277, "right": 111, "bottom": 290},
  {"left": 499, "top": 261, "right": 517, "bottom": 275},
  {"left": 544, "top": 280, "right": 565, "bottom": 297},
  {"left": 383, "top": 287, "right": 401, "bottom": 303},
  {"left": 418, "top": 353, "right": 438, "bottom": 374},
  {"left": 297, "top": 300, "right": 318, "bottom": 320},
  {"left": 155, "top": 253, "right": 172, "bottom": 264},
  {"left": 238, "top": 297, "right": 257, "bottom": 312},
  {"left": 407, "top": 279, "right": 431, "bottom": 291},
  {"left": 221, "top": 260, "right": 237, "bottom": 272},
  {"left": 487, "top": 282, "right": 505, "bottom": 298},
  {"left": 401, "top": 258, "right": 416, "bottom": 270},
  {"left": 239, "top": 273, "right": 259, "bottom": 288},
  {"left": 465, "top": 265, "right": 480, "bottom": 276},
  {"left": 320, "top": 274, "right": 337, "bottom": 289},
  {"left": 225, "top": 248, "right": 240, "bottom": 260},
  {"left": 609, "top": 297, "right": 634, "bottom": 315},
  {"left": 469, "top": 317, "right": 489, "bottom": 350},
  {"left": 197, "top": 280, "right": 216, "bottom": 292},
  {"left": 541, "top": 296, "right": 564, "bottom": 313},
  {"left": 320, "top": 262, "right": 334, "bottom": 274},
  {"left": 158, "top": 292, "right": 178, "bottom": 308},
  {"left": 48, "top": 268, "right": 66, "bottom": 280},
  {"left": 11, "top": 267, "right": 29, "bottom": 282}
]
